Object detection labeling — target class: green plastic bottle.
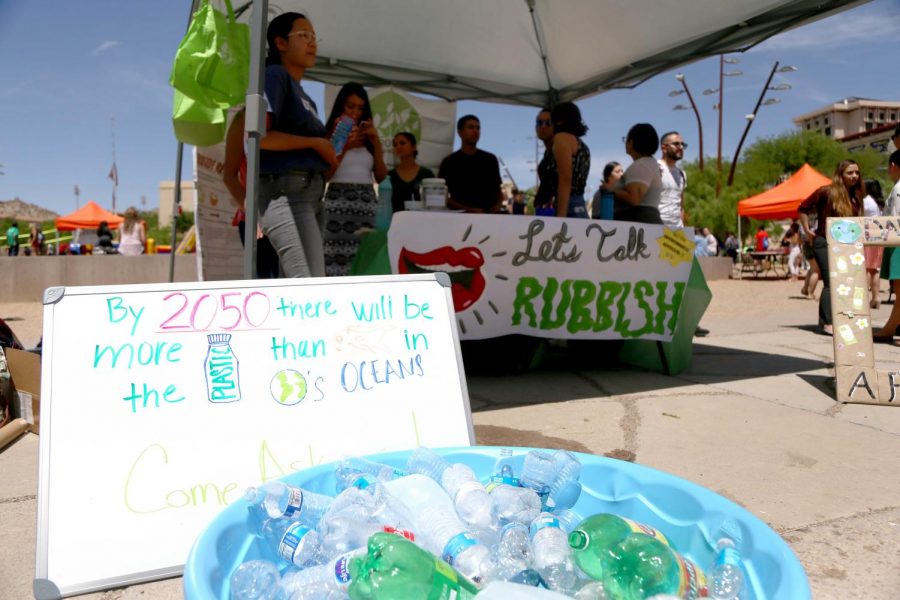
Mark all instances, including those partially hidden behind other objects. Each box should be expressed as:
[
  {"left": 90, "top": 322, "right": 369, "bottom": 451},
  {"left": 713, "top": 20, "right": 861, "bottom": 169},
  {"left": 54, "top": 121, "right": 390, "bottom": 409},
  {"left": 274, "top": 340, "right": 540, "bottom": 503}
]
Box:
[
  {"left": 568, "top": 514, "right": 707, "bottom": 600},
  {"left": 347, "top": 532, "right": 479, "bottom": 600}
]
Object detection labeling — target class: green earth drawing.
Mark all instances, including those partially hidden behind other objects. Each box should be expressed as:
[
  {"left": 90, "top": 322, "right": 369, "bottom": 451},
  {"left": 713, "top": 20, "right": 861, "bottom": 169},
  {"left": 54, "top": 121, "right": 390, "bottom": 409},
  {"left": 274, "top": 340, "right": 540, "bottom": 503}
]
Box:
[
  {"left": 370, "top": 91, "right": 421, "bottom": 141},
  {"left": 269, "top": 369, "right": 307, "bottom": 406}
]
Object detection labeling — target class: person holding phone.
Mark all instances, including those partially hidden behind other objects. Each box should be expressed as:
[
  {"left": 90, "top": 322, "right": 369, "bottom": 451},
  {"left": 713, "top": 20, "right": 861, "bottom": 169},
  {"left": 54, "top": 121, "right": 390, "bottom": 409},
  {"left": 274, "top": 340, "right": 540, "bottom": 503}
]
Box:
[{"left": 322, "top": 82, "right": 388, "bottom": 276}]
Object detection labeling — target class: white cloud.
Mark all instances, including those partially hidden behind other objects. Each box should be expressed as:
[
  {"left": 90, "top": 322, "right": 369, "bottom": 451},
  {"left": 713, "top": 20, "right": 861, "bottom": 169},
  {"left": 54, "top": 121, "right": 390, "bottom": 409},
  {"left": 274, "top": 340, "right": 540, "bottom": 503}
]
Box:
[
  {"left": 757, "top": 12, "right": 900, "bottom": 51},
  {"left": 91, "top": 40, "right": 122, "bottom": 56}
]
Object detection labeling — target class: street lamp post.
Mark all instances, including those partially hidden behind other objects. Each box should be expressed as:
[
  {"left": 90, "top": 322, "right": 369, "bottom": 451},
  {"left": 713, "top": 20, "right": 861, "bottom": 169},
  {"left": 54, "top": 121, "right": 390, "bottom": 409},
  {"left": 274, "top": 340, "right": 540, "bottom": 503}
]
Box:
[
  {"left": 727, "top": 63, "right": 797, "bottom": 186},
  {"left": 671, "top": 73, "right": 704, "bottom": 173},
  {"left": 714, "top": 56, "right": 741, "bottom": 197}
]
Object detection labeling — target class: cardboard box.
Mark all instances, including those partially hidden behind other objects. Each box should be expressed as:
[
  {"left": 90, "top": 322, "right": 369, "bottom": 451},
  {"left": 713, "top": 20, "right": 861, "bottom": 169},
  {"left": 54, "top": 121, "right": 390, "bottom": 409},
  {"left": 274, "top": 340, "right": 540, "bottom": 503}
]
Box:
[{"left": 5, "top": 348, "right": 41, "bottom": 434}]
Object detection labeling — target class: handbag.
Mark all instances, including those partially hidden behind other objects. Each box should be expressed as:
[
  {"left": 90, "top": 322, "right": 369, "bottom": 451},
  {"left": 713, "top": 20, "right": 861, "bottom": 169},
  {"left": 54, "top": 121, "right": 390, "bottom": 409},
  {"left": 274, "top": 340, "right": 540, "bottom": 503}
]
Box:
[
  {"left": 172, "top": 89, "right": 227, "bottom": 147},
  {"left": 170, "top": 0, "right": 250, "bottom": 108}
]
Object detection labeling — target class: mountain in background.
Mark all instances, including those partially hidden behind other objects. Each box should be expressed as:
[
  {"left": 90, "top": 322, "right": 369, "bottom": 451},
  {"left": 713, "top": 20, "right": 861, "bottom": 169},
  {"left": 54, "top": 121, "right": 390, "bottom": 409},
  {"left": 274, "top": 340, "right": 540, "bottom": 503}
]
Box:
[{"left": 0, "top": 198, "right": 60, "bottom": 223}]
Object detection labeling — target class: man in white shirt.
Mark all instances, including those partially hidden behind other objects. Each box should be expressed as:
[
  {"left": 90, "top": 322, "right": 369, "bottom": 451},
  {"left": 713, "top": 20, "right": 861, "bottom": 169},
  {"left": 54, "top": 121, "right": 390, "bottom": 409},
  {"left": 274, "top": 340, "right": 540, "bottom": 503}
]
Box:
[
  {"left": 703, "top": 227, "right": 718, "bottom": 256},
  {"left": 658, "top": 131, "right": 687, "bottom": 228}
]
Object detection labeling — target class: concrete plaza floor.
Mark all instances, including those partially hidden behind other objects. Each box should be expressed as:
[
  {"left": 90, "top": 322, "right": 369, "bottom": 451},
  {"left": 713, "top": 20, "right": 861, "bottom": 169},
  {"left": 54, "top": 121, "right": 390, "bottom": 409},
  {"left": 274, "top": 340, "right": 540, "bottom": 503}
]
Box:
[{"left": 2, "top": 277, "right": 900, "bottom": 598}]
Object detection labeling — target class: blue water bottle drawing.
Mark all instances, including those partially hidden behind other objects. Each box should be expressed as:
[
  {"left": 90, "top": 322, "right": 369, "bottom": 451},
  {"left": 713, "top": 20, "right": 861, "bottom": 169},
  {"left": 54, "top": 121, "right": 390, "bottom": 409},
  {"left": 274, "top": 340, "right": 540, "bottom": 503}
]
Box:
[
  {"left": 205, "top": 333, "right": 241, "bottom": 403},
  {"left": 330, "top": 114, "right": 355, "bottom": 156}
]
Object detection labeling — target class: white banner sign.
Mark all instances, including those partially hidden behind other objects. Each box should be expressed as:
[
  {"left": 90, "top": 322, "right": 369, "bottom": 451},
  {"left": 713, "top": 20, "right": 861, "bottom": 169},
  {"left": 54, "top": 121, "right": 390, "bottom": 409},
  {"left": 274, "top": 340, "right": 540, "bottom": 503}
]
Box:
[
  {"left": 388, "top": 212, "right": 696, "bottom": 341},
  {"left": 324, "top": 85, "right": 456, "bottom": 172},
  {"left": 194, "top": 119, "right": 244, "bottom": 281}
]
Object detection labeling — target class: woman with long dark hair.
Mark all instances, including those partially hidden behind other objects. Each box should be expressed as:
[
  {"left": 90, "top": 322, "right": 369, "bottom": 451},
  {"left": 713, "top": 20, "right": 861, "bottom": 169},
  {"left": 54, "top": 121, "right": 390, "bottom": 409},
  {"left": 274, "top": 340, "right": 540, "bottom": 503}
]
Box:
[
  {"left": 388, "top": 132, "right": 434, "bottom": 213},
  {"left": 798, "top": 159, "right": 864, "bottom": 335},
  {"left": 322, "top": 82, "right": 388, "bottom": 276},
  {"left": 257, "top": 12, "right": 337, "bottom": 278},
  {"left": 549, "top": 102, "right": 590, "bottom": 218}
]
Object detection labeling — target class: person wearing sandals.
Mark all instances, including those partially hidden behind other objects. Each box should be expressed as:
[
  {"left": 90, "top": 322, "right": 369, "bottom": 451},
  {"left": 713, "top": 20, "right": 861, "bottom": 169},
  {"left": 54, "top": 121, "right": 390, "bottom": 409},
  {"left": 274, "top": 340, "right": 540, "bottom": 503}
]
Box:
[
  {"left": 798, "top": 159, "right": 864, "bottom": 336},
  {"left": 873, "top": 151, "right": 900, "bottom": 343}
]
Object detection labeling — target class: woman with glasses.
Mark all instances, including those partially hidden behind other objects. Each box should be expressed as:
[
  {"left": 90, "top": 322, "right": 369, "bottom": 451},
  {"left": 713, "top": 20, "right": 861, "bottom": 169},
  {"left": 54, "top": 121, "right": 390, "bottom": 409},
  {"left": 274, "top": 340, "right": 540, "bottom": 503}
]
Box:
[
  {"left": 533, "top": 108, "right": 556, "bottom": 216},
  {"left": 610, "top": 123, "right": 664, "bottom": 224},
  {"left": 549, "top": 102, "right": 591, "bottom": 218},
  {"left": 322, "top": 82, "right": 388, "bottom": 276},
  {"left": 257, "top": 12, "right": 337, "bottom": 278}
]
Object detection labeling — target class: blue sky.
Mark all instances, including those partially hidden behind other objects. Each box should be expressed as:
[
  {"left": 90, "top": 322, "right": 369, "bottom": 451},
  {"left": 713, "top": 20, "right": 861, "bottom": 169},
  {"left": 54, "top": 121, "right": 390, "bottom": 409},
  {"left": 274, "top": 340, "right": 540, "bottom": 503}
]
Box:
[{"left": 1, "top": 0, "right": 898, "bottom": 216}]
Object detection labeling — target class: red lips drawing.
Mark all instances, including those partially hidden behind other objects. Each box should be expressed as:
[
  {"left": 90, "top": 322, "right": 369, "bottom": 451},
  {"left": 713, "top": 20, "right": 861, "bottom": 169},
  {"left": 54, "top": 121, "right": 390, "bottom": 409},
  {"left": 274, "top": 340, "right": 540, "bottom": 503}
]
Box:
[{"left": 398, "top": 246, "right": 486, "bottom": 311}]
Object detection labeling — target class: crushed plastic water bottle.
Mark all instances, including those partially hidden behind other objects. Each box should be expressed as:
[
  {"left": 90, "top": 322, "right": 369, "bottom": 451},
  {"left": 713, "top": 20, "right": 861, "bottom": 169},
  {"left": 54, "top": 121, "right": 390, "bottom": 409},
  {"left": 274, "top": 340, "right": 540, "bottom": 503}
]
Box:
[
  {"left": 488, "top": 522, "right": 533, "bottom": 582},
  {"left": 339, "top": 455, "right": 405, "bottom": 482},
  {"left": 384, "top": 474, "right": 494, "bottom": 586},
  {"left": 281, "top": 547, "right": 366, "bottom": 599},
  {"left": 407, "top": 447, "right": 496, "bottom": 530},
  {"left": 548, "top": 450, "right": 582, "bottom": 511},
  {"left": 259, "top": 517, "right": 323, "bottom": 568},
  {"left": 229, "top": 560, "right": 285, "bottom": 600},
  {"left": 530, "top": 513, "right": 577, "bottom": 593},
  {"left": 490, "top": 483, "right": 541, "bottom": 526},
  {"left": 520, "top": 451, "right": 558, "bottom": 508},
  {"left": 245, "top": 481, "right": 333, "bottom": 526},
  {"left": 709, "top": 519, "right": 744, "bottom": 600},
  {"left": 335, "top": 467, "right": 377, "bottom": 494},
  {"left": 318, "top": 512, "right": 415, "bottom": 556}
]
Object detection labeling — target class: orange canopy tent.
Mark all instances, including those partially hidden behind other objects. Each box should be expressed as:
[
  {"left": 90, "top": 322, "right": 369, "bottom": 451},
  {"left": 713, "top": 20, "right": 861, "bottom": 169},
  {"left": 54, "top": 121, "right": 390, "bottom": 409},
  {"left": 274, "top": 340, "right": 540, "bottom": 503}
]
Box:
[
  {"left": 55, "top": 200, "right": 124, "bottom": 231},
  {"left": 737, "top": 164, "right": 831, "bottom": 220}
]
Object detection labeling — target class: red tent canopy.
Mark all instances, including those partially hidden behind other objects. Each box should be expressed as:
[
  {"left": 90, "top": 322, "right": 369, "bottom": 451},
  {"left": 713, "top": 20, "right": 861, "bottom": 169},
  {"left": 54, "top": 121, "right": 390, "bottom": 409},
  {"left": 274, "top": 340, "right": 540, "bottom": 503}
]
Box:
[
  {"left": 737, "top": 164, "right": 831, "bottom": 220},
  {"left": 55, "top": 200, "right": 124, "bottom": 231}
]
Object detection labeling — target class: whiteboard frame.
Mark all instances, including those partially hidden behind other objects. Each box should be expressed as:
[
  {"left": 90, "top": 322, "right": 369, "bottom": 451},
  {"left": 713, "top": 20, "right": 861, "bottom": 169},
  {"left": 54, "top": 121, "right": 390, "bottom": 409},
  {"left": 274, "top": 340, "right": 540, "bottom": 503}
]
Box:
[{"left": 34, "top": 273, "right": 474, "bottom": 599}]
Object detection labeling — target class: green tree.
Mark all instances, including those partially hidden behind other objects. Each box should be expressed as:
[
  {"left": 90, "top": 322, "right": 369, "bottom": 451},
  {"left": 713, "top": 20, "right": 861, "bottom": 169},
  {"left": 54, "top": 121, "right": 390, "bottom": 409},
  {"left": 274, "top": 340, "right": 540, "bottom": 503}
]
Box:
[{"left": 684, "top": 129, "right": 890, "bottom": 240}]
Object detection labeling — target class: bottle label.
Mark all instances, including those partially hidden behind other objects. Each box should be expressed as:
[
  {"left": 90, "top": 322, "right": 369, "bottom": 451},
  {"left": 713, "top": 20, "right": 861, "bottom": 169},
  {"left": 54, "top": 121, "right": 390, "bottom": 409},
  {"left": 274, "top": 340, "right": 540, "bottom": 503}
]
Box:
[
  {"left": 529, "top": 515, "right": 560, "bottom": 537},
  {"left": 383, "top": 526, "right": 416, "bottom": 541},
  {"left": 282, "top": 487, "right": 303, "bottom": 518},
  {"left": 485, "top": 474, "right": 520, "bottom": 492},
  {"left": 427, "top": 558, "right": 477, "bottom": 600},
  {"left": 621, "top": 516, "right": 669, "bottom": 546},
  {"left": 332, "top": 551, "right": 356, "bottom": 590},
  {"left": 677, "top": 555, "right": 708, "bottom": 600},
  {"left": 441, "top": 532, "right": 478, "bottom": 566},
  {"left": 278, "top": 522, "right": 313, "bottom": 565},
  {"left": 716, "top": 546, "right": 741, "bottom": 568}
]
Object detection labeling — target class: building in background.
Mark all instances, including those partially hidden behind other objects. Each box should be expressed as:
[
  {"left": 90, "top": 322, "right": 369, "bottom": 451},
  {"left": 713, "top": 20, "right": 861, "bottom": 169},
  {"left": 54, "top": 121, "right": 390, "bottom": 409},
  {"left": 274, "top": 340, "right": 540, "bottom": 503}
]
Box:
[
  {"left": 793, "top": 98, "right": 900, "bottom": 155},
  {"left": 158, "top": 180, "right": 195, "bottom": 226}
]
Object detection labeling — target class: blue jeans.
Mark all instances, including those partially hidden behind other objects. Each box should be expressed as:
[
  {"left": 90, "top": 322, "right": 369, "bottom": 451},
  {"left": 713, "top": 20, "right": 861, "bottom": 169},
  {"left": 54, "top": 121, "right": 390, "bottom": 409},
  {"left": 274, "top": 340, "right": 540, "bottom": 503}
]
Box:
[
  {"left": 258, "top": 171, "right": 325, "bottom": 278},
  {"left": 566, "top": 194, "right": 587, "bottom": 219}
]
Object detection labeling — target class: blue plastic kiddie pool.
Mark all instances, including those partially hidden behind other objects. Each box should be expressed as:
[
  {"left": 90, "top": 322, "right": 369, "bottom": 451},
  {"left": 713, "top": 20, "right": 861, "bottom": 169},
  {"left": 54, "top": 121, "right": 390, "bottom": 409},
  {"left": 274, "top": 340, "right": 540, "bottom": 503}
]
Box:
[{"left": 183, "top": 446, "right": 810, "bottom": 599}]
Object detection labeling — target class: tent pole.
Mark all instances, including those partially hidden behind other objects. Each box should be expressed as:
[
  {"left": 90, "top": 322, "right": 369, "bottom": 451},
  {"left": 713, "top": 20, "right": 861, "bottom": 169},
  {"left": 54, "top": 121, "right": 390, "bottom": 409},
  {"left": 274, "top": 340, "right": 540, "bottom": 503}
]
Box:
[
  {"left": 243, "top": 0, "right": 268, "bottom": 280},
  {"left": 168, "top": 142, "right": 184, "bottom": 282}
]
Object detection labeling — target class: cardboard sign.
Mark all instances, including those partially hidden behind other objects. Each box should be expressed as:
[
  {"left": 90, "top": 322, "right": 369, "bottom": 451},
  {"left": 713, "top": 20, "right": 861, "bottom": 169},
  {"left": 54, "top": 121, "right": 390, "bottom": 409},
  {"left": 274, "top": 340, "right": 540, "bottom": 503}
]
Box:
[
  {"left": 388, "top": 212, "right": 695, "bottom": 341},
  {"left": 828, "top": 216, "right": 900, "bottom": 406},
  {"left": 34, "top": 274, "right": 473, "bottom": 598}
]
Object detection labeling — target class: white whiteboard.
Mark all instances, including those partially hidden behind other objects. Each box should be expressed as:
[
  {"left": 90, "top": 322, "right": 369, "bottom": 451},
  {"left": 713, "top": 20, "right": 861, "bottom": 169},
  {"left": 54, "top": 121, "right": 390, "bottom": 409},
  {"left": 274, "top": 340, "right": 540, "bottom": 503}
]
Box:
[{"left": 34, "top": 274, "right": 473, "bottom": 599}]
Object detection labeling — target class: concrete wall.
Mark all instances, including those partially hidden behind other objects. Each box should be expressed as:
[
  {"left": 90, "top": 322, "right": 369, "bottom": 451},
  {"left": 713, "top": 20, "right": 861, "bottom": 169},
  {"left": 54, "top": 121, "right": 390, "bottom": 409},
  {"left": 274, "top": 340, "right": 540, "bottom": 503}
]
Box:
[
  {"left": 0, "top": 256, "right": 198, "bottom": 302},
  {"left": 696, "top": 256, "right": 733, "bottom": 281}
]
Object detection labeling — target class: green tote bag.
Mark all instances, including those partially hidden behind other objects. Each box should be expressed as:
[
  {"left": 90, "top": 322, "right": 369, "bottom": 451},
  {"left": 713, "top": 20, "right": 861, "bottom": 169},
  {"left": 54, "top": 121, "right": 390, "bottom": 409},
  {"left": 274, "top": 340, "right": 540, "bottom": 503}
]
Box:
[
  {"left": 172, "top": 89, "right": 227, "bottom": 147},
  {"left": 170, "top": 0, "right": 250, "bottom": 109}
]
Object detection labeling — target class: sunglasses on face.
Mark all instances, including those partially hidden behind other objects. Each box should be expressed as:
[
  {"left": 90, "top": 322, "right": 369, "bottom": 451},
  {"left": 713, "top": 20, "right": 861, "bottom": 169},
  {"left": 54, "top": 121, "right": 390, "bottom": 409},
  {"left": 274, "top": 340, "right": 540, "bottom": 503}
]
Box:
[
  {"left": 535, "top": 119, "right": 552, "bottom": 127},
  {"left": 666, "top": 141, "right": 688, "bottom": 148}
]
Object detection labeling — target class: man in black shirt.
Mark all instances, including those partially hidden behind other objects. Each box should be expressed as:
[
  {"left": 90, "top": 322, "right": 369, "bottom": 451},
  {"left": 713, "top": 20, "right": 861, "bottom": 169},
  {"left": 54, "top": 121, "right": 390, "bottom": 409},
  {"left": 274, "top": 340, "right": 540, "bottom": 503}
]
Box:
[{"left": 439, "top": 115, "right": 503, "bottom": 213}]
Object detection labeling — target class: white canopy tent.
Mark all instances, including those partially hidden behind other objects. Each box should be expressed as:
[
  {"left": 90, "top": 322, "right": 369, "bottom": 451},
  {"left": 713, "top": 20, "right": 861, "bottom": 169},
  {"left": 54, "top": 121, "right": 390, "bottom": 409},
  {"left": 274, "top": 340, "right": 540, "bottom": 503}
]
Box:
[{"left": 172, "top": 0, "right": 870, "bottom": 280}]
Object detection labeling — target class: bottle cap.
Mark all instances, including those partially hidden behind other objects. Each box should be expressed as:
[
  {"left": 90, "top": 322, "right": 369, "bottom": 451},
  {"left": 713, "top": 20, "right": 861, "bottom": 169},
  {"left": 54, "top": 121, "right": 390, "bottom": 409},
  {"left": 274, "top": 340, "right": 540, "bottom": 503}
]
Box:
[{"left": 568, "top": 529, "right": 589, "bottom": 550}]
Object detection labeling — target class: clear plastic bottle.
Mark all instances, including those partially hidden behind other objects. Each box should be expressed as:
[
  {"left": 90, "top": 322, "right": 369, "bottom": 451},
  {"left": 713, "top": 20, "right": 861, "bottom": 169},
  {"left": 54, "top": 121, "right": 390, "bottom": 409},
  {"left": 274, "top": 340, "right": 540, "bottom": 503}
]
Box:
[
  {"left": 318, "top": 513, "right": 415, "bottom": 556},
  {"left": 339, "top": 456, "right": 405, "bottom": 482},
  {"left": 490, "top": 483, "right": 541, "bottom": 526},
  {"left": 260, "top": 517, "right": 323, "bottom": 568},
  {"left": 488, "top": 448, "right": 520, "bottom": 488},
  {"left": 229, "top": 560, "right": 285, "bottom": 600},
  {"left": 530, "top": 513, "right": 577, "bottom": 593},
  {"left": 384, "top": 474, "right": 493, "bottom": 586},
  {"left": 709, "top": 537, "right": 744, "bottom": 600},
  {"left": 520, "top": 451, "right": 558, "bottom": 509},
  {"left": 335, "top": 466, "right": 377, "bottom": 494},
  {"left": 281, "top": 548, "right": 366, "bottom": 599},
  {"left": 244, "top": 481, "right": 333, "bottom": 525},
  {"left": 548, "top": 450, "right": 582, "bottom": 511},
  {"left": 476, "top": 581, "right": 572, "bottom": 599},
  {"left": 490, "top": 522, "right": 532, "bottom": 581},
  {"left": 407, "top": 447, "right": 496, "bottom": 531}
]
